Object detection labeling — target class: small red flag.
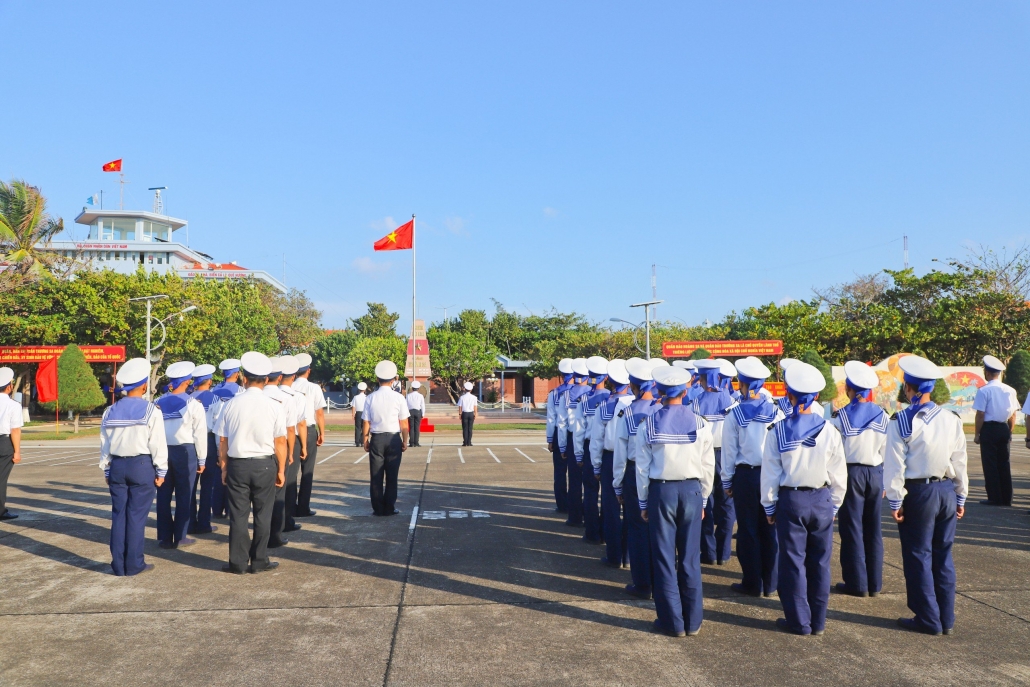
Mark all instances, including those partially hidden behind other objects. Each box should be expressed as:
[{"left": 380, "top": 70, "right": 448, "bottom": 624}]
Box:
[
  {"left": 373, "top": 219, "right": 414, "bottom": 251},
  {"left": 102, "top": 159, "right": 122, "bottom": 172},
  {"left": 37, "top": 356, "right": 58, "bottom": 403}
]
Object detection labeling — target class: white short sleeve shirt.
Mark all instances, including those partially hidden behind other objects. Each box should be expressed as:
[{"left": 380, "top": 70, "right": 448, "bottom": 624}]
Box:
[
  {"left": 973, "top": 379, "right": 1019, "bottom": 423},
  {"left": 458, "top": 393, "right": 478, "bottom": 412},
  {"left": 363, "top": 387, "right": 410, "bottom": 433},
  {"left": 0, "top": 393, "right": 24, "bottom": 434}
]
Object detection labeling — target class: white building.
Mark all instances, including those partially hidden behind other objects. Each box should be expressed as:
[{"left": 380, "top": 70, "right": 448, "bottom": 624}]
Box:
[{"left": 41, "top": 206, "right": 286, "bottom": 292}]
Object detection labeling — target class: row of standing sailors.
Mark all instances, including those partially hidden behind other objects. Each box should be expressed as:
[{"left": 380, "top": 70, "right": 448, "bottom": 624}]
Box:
[{"left": 546, "top": 353, "right": 968, "bottom": 637}]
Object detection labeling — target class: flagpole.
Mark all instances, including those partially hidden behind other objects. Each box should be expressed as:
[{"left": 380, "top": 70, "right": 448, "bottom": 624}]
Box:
[{"left": 411, "top": 213, "right": 417, "bottom": 387}]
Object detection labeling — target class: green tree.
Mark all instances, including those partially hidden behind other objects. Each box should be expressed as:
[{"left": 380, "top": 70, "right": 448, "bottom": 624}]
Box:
[
  {"left": 50, "top": 344, "right": 106, "bottom": 432},
  {"left": 1005, "top": 350, "right": 1030, "bottom": 404},
  {"left": 342, "top": 336, "right": 406, "bottom": 386},
  {"left": 260, "top": 286, "right": 323, "bottom": 352},
  {"left": 427, "top": 328, "right": 499, "bottom": 401},
  {"left": 0, "top": 179, "right": 65, "bottom": 283},
  {"left": 931, "top": 379, "right": 952, "bottom": 406},
  {"left": 801, "top": 349, "right": 837, "bottom": 401},
  {"left": 351, "top": 302, "right": 400, "bottom": 338},
  {"left": 310, "top": 330, "right": 358, "bottom": 384},
  {"left": 689, "top": 348, "right": 712, "bottom": 360}
]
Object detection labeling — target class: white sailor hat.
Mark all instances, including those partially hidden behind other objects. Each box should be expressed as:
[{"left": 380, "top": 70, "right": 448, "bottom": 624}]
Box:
[
  {"left": 625, "top": 358, "right": 654, "bottom": 382},
  {"left": 650, "top": 358, "right": 670, "bottom": 370},
  {"left": 192, "top": 364, "right": 216, "bottom": 379},
  {"left": 607, "top": 359, "right": 630, "bottom": 385},
  {"left": 241, "top": 351, "right": 273, "bottom": 377},
  {"left": 375, "top": 360, "right": 398, "bottom": 380},
  {"left": 557, "top": 358, "right": 574, "bottom": 375},
  {"left": 652, "top": 365, "right": 691, "bottom": 387},
  {"left": 779, "top": 358, "right": 800, "bottom": 371},
  {"left": 117, "top": 358, "right": 151, "bottom": 387},
  {"left": 784, "top": 362, "right": 826, "bottom": 394},
  {"left": 411, "top": 381, "right": 421, "bottom": 389},
  {"left": 693, "top": 358, "right": 720, "bottom": 370},
  {"left": 357, "top": 382, "right": 368, "bottom": 391},
  {"left": 586, "top": 356, "right": 609, "bottom": 376},
  {"left": 295, "top": 353, "right": 313, "bottom": 370},
  {"left": 165, "top": 361, "right": 196, "bottom": 384},
  {"left": 463, "top": 381, "right": 474, "bottom": 391},
  {"left": 279, "top": 355, "right": 299, "bottom": 376},
  {"left": 735, "top": 357, "right": 771, "bottom": 380},
  {"left": 571, "top": 358, "right": 589, "bottom": 376},
  {"left": 897, "top": 355, "right": 943, "bottom": 381},
  {"left": 983, "top": 355, "right": 1005, "bottom": 372},
  {"left": 0, "top": 367, "right": 14, "bottom": 388},
  {"left": 672, "top": 360, "right": 696, "bottom": 371},
  {"left": 219, "top": 358, "right": 241, "bottom": 372},
  {"left": 717, "top": 358, "right": 736, "bottom": 378},
  {"left": 843, "top": 360, "right": 878, "bottom": 390},
  {"left": 266, "top": 356, "right": 283, "bottom": 375}
]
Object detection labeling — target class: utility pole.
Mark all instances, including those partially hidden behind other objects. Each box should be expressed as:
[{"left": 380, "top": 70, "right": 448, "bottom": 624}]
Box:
[
  {"left": 651, "top": 264, "right": 657, "bottom": 320},
  {"left": 904, "top": 235, "right": 909, "bottom": 270},
  {"left": 630, "top": 299, "right": 663, "bottom": 360}
]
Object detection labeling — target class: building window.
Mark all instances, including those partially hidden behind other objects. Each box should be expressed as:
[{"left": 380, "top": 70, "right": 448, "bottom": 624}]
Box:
[
  {"left": 147, "top": 253, "right": 154, "bottom": 264},
  {"left": 94, "top": 218, "right": 136, "bottom": 240},
  {"left": 142, "top": 220, "right": 170, "bottom": 242}
]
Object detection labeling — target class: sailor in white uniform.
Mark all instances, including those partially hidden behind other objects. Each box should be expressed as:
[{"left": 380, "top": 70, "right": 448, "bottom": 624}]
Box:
[
  {"left": 692, "top": 358, "right": 736, "bottom": 565},
  {"left": 592, "top": 359, "right": 634, "bottom": 568},
  {"left": 575, "top": 356, "right": 610, "bottom": 543},
  {"left": 100, "top": 359, "right": 168, "bottom": 576},
  {"left": 352, "top": 382, "right": 368, "bottom": 447},
  {"left": 155, "top": 361, "right": 208, "bottom": 549},
  {"left": 0, "top": 367, "right": 23, "bottom": 521},
  {"left": 277, "top": 355, "right": 308, "bottom": 538},
  {"left": 561, "top": 358, "right": 592, "bottom": 527},
  {"left": 722, "top": 356, "right": 782, "bottom": 597},
  {"left": 546, "top": 358, "right": 575, "bottom": 513},
  {"left": 762, "top": 361, "right": 847, "bottom": 636},
  {"left": 831, "top": 361, "right": 888, "bottom": 598},
  {"left": 407, "top": 381, "right": 426, "bottom": 447},
  {"left": 208, "top": 358, "right": 243, "bottom": 519},
  {"left": 886, "top": 355, "right": 968, "bottom": 635},
  {"left": 263, "top": 357, "right": 297, "bottom": 548},
  {"left": 362, "top": 361, "right": 410, "bottom": 515},
  {"left": 775, "top": 358, "right": 800, "bottom": 417},
  {"left": 972, "top": 354, "right": 1018, "bottom": 506},
  {"left": 188, "top": 364, "right": 221, "bottom": 534},
  {"left": 458, "top": 382, "right": 478, "bottom": 447},
  {"left": 637, "top": 365, "right": 715, "bottom": 637},
  {"left": 292, "top": 353, "right": 326, "bottom": 517}
]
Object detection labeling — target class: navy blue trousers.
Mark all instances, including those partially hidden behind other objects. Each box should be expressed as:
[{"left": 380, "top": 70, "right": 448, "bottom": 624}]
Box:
[
  {"left": 897, "top": 480, "right": 957, "bottom": 633},
  {"left": 551, "top": 440, "right": 568, "bottom": 512},
  {"left": 601, "top": 450, "right": 628, "bottom": 566},
  {"left": 108, "top": 455, "right": 156, "bottom": 576},
  {"left": 189, "top": 433, "right": 220, "bottom": 533},
  {"left": 622, "top": 461, "right": 652, "bottom": 592},
  {"left": 157, "top": 444, "right": 198, "bottom": 544},
  {"left": 776, "top": 487, "right": 834, "bottom": 634},
  {"left": 582, "top": 439, "right": 602, "bottom": 541},
  {"left": 649, "top": 479, "right": 704, "bottom": 635},
  {"left": 838, "top": 464, "right": 884, "bottom": 594},
  {"left": 732, "top": 466, "right": 778, "bottom": 594},
  {"left": 564, "top": 432, "right": 583, "bottom": 525},
  {"left": 701, "top": 448, "right": 735, "bottom": 563}
]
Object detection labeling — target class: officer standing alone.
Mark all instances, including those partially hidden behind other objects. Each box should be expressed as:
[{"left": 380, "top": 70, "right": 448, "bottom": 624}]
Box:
[
  {"left": 362, "top": 361, "right": 410, "bottom": 516},
  {"left": 458, "top": 381, "right": 478, "bottom": 447},
  {"left": 352, "top": 382, "right": 368, "bottom": 447},
  {"left": 407, "top": 381, "right": 426, "bottom": 447},
  {"left": 0, "top": 367, "right": 24, "bottom": 521},
  {"left": 972, "top": 355, "right": 1018, "bottom": 506}
]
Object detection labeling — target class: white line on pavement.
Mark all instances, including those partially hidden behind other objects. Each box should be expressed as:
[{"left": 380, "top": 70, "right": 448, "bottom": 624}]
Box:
[
  {"left": 22, "top": 451, "right": 98, "bottom": 466},
  {"left": 426, "top": 449, "right": 432, "bottom": 464},
  {"left": 409, "top": 506, "right": 419, "bottom": 533},
  {"left": 353, "top": 454, "right": 366, "bottom": 464},
  {"left": 487, "top": 448, "right": 501, "bottom": 463},
  {"left": 516, "top": 448, "right": 536, "bottom": 463},
  {"left": 318, "top": 448, "right": 347, "bottom": 464},
  {"left": 458, "top": 448, "right": 465, "bottom": 464},
  {"left": 46, "top": 455, "right": 102, "bottom": 467}
]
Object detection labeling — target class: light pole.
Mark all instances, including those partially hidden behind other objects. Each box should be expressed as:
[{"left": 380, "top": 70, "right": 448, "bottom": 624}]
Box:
[
  {"left": 630, "top": 300, "right": 663, "bottom": 360},
  {"left": 129, "top": 295, "right": 199, "bottom": 398},
  {"left": 610, "top": 317, "right": 646, "bottom": 358}
]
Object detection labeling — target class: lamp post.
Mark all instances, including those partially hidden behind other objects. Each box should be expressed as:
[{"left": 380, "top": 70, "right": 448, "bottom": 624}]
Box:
[
  {"left": 610, "top": 317, "right": 646, "bottom": 358},
  {"left": 129, "top": 295, "right": 199, "bottom": 398}
]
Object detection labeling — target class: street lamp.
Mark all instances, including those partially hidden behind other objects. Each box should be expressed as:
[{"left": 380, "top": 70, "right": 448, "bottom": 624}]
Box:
[
  {"left": 610, "top": 317, "right": 647, "bottom": 358},
  {"left": 129, "top": 295, "right": 200, "bottom": 398},
  {"left": 629, "top": 300, "right": 663, "bottom": 360}
]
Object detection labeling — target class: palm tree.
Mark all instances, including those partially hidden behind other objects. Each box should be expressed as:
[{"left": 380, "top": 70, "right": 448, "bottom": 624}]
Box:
[{"left": 0, "top": 179, "right": 64, "bottom": 278}]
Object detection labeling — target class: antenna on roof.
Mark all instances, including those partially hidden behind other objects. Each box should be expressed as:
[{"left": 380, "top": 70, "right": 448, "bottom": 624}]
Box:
[{"left": 148, "top": 187, "right": 167, "bottom": 215}]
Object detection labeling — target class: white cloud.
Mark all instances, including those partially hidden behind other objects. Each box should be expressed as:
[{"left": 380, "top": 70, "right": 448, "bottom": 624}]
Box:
[
  {"left": 543, "top": 207, "right": 558, "bottom": 218},
  {"left": 443, "top": 216, "right": 467, "bottom": 235},
  {"left": 777, "top": 295, "right": 795, "bottom": 306},
  {"left": 352, "top": 257, "right": 391, "bottom": 275}
]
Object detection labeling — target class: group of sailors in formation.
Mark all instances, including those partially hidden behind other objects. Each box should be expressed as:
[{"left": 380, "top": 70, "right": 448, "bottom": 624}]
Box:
[
  {"left": 546, "top": 353, "right": 969, "bottom": 637},
  {"left": 99, "top": 352, "right": 326, "bottom": 576}
]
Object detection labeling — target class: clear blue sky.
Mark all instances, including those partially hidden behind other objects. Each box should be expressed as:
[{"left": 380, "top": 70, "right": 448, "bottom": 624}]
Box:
[{"left": 4, "top": 1, "right": 1029, "bottom": 333}]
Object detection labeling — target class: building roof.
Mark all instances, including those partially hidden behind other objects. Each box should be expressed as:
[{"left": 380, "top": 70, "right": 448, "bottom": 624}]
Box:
[
  {"left": 75, "top": 209, "right": 187, "bottom": 231},
  {"left": 496, "top": 354, "right": 534, "bottom": 370}
]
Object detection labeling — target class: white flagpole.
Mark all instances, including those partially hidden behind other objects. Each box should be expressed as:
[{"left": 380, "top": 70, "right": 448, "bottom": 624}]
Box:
[{"left": 411, "top": 214, "right": 417, "bottom": 386}]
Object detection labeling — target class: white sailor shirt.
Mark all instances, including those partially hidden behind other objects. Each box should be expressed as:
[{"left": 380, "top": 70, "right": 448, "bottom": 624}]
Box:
[
  {"left": 0, "top": 392, "right": 24, "bottom": 434},
  {"left": 721, "top": 406, "right": 783, "bottom": 489},
  {"left": 364, "top": 387, "right": 410, "bottom": 434},
  {"left": 972, "top": 379, "right": 1018, "bottom": 423},
  {"left": 100, "top": 403, "right": 169, "bottom": 478},
  {"left": 883, "top": 405, "right": 968, "bottom": 511},
  {"left": 406, "top": 391, "right": 426, "bottom": 413},
  {"left": 636, "top": 418, "right": 715, "bottom": 510},
  {"left": 352, "top": 391, "right": 367, "bottom": 413},
  {"left": 590, "top": 394, "right": 634, "bottom": 476},
  {"left": 830, "top": 416, "right": 888, "bottom": 467},
  {"left": 280, "top": 385, "right": 308, "bottom": 428},
  {"left": 294, "top": 377, "right": 327, "bottom": 425},
  {"left": 163, "top": 397, "right": 209, "bottom": 466},
  {"left": 761, "top": 421, "right": 848, "bottom": 515},
  {"left": 546, "top": 387, "right": 560, "bottom": 444},
  {"left": 218, "top": 387, "right": 288, "bottom": 458}
]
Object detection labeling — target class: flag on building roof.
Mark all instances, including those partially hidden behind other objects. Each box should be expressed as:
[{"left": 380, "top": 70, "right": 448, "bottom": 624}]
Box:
[
  {"left": 102, "top": 159, "right": 122, "bottom": 172},
  {"left": 86, "top": 194, "right": 98, "bottom": 206},
  {"left": 373, "top": 219, "right": 414, "bottom": 251}
]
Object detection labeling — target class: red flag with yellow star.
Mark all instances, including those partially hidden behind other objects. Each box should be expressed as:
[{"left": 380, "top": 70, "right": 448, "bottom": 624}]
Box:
[
  {"left": 102, "top": 159, "right": 122, "bottom": 172},
  {"left": 373, "top": 219, "right": 414, "bottom": 251}
]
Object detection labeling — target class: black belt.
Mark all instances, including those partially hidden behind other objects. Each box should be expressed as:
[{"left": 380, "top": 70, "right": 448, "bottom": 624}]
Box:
[
  {"left": 736, "top": 463, "right": 760, "bottom": 470},
  {"left": 653, "top": 478, "right": 699, "bottom": 484},
  {"left": 905, "top": 476, "right": 946, "bottom": 485},
  {"left": 781, "top": 483, "right": 828, "bottom": 491}
]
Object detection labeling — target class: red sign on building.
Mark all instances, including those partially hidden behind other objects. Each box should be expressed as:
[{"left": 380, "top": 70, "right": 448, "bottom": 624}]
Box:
[
  {"left": 663, "top": 340, "right": 784, "bottom": 358},
  {"left": 0, "top": 345, "right": 126, "bottom": 363}
]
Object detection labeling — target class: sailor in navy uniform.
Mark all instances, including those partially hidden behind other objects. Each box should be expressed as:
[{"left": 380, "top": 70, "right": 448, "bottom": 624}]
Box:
[
  {"left": 722, "top": 356, "right": 782, "bottom": 597},
  {"left": 575, "top": 356, "right": 610, "bottom": 543},
  {"left": 775, "top": 358, "right": 800, "bottom": 417},
  {"left": 678, "top": 361, "right": 704, "bottom": 404},
  {"left": 562, "top": 358, "right": 592, "bottom": 527},
  {"left": 188, "top": 364, "right": 221, "bottom": 534},
  {"left": 546, "top": 358, "right": 574, "bottom": 513},
  {"left": 692, "top": 358, "right": 736, "bottom": 565},
  {"left": 155, "top": 361, "right": 208, "bottom": 549},
  {"left": 100, "top": 359, "right": 168, "bottom": 575},
  {"left": 718, "top": 358, "right": 742, "bottom": 402},
  {"left": 638, "top": 365, "right": 715, "bottom": 637},
  {"left": 216, "top": 358, "right": 245, "bottom": 397},
  {"left": 612, "top": 357, "right": 668, "bottom": 599},
  {"left": 831, "top": 361, "right": 888, "bottom": 598},
  {"left": 886, "top": 355, "right": 968, "bottom": 635},
  {"left": 762, "top": 361, "right": 847, "bottom": 635},
  {"left": 972, "top": 354, "right": 1018, "bottom": 506},
  {"left": 592, "top": 359, "right": 634, "bottom": 568}
]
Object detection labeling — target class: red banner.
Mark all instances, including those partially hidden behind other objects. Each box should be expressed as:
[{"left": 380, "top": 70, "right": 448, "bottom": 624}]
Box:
[
  {"left": 663, "top": 340, "right": 783, "bottom": 357},
  {"left": 36, "top": 356, "right": 58, "bottom": 403},
  {"left": 731, "top": 380, "right": 786, "bottom": 397},
  {"left": 0, "top": 345, "right": 126, "bottom": 364}
]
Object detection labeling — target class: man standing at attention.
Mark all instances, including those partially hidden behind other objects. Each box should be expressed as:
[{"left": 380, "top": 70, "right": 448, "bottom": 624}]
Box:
[
  {"left": 973, "top": 355, "right": 1018, "bottom": 507},
  {"left": 407, "top": 381, "right": 426, "bottom": 447},
  {"left": 0, "top": 367, "right": 23, "bottom": 522},
  {"left": 352, "top": 382, "right": 368, "bottom": 447},
  {"left": 293, "top": 353, "right": 326, "bottom": 518},
  {"left": 458, "top": 381, "right": 478, "bottom": 447},
  {"left": 363, "top": 361, "right": 410, "bottom": 516}
]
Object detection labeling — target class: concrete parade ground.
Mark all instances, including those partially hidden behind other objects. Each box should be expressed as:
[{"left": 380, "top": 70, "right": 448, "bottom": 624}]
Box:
[{"left": 0, "top": 430, "right": 1028, "bottom": 686}]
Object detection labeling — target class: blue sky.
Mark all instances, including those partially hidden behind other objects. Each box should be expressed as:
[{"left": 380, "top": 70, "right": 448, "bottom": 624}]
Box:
[{"left": 3, "top": 1, "right": 1029, "bottom": 332}]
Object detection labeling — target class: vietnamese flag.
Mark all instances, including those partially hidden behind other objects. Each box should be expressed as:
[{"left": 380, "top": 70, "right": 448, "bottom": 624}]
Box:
[
  {"left": 37, "top": 356, "right": 58, "bottom": 404},
  {"left": 373, "top": 219, "right": 414, "bottom": 251},
  {"left": 102, "top": 159, "right": 122, "bottom": 172}
]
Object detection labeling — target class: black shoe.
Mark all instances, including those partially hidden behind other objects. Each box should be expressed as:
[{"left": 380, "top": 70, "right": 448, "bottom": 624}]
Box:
[
  {"left": 222, "top": 564, "right": 246, "bottom": 575},
  {"left": 835, "top": 582, "right": 868, "bottom": 597},
  {"left": 625, "top": 584, "right": 652, "bottom": 600},
  {"left": 869, "top": 591, "right": 880, "bottom": 597},
  {"left": 0, "top": 511, "right": 19, "bottom": 521},
  {"left": 284, "top": 524, "right": 302, "bottom": 533},
  {"left": 716, "top": 560, "right": 725, "bottom": 566},
  {"left": 731, "top": 583, "right": 761, "bottom": 597},
  {"left": 979, "top": 500, "right": 1001, "bottom": 506},
  {"left": 296, "top": 510, "right": 317, "bottom": 517},
  {"left": 943, "top": 627, "right": 954, "bottom": 636},
  {"left": 250, "top": 561, "right": 280, "bottom": 574},
  {"left": 776, "top": 618, "right": 809, "bottom": 635},
  {"left": 762, "top": 591, "right": 775, "bottom": 598},
  {"left": 812, "top": 628, "right": 825, "bottom": 636},
  {"left": 700, "top": 557, "right": 715, "bottom": 565},
  {"left": 897, "top": 617, "right": 941, "bottom": 636},
  {"left": 600, "top": 557, "right": 623, "bottom": 569},
  {"left": 652, "top": 620, "right": 686, "bottom": 638},
  {"left": 387, "top": 509, "right": 400, "bottom": 515},
  {"left": 268, "top": 539, "right": 289, "bottom": 548},
  {"left": 158, "top": 540, "right": 176, "bottom": 549},
  {"left": 177, "top": 537, "right": 197, "bottom": 548}
]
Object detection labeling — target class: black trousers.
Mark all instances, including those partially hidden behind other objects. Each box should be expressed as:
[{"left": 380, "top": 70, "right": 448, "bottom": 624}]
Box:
[
  {"left": 408, "top": 410, "right": 422, "bottom": 447},
  {"left": 354, "top": 412, "right": 363, "bottom": 446},
  {"left": 297, "top": 425, "right": 319, "bottom": 515},
  {"left": 980, "top": 421, "right": 1013, "bottom": 505},
  {"left": 225, "top": 456, "right": 277, "bottom": 572},
  {"left": 461, "top": 412, "right": 475, "bottom": 446},
  {"left": 369, "top": 432, "right": 403, "bottom": 515},
  {"left": 0, "top": 435, "right": 14, "bottom": 515},
  {"left": 272, "top": 438, "right": 303, "bottom": 542}
]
